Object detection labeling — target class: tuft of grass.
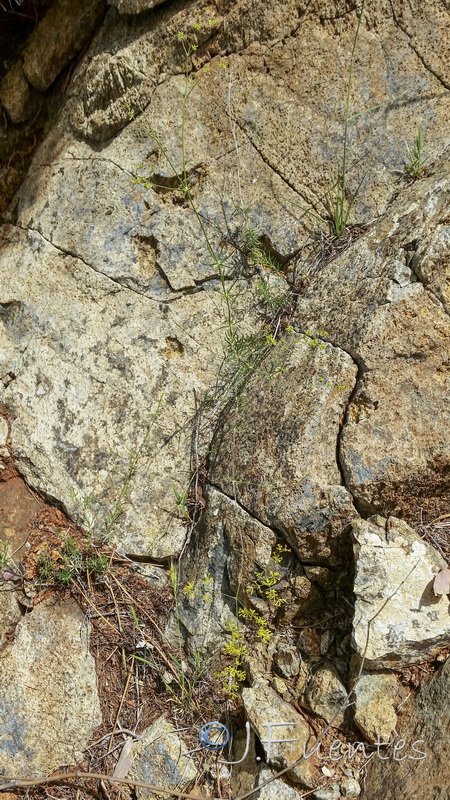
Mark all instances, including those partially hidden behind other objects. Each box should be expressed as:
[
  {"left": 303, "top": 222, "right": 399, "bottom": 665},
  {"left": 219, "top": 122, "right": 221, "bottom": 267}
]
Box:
[{"left": 404, "top": 127, "right": 429, "bottom": 179}]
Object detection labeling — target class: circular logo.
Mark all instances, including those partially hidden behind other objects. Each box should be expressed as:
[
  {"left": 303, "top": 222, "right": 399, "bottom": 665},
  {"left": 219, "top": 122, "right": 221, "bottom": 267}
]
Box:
[{"left": 198, "top": 721, "right": 230, "bottom": 751}]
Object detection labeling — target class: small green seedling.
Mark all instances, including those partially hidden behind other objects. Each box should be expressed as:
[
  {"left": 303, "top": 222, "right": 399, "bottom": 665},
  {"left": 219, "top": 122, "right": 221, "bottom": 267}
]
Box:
[{"left": 404, "top": 127, "right": 429, "bottom": 178}]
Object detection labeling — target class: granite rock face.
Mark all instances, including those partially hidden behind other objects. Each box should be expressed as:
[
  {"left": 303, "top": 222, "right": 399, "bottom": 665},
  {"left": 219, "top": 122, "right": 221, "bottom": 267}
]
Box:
[
  {"left": 296, "top": 159, "right": 450, "bottom": 519},
  {"left": 0, "top": 598, "right": 101, "bottom": 775},
  {"left": 352, "top": 516, "right": 450, "bottom": 669},
  {"left": 209, "top": 336, "right": 358, "bottom": 565},
  {"left": 363, "top": 657, "right": 450, "bottom": 800},
  {"left": 1, "top": 0, "right": 449, "bottom": 560}
]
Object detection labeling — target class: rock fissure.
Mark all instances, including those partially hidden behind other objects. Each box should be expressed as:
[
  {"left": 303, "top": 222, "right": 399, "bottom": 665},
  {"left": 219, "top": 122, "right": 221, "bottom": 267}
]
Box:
[
  {"left": 14, "top": 223, "right": 159, "bottom": 301},
  {"left": 232, "top": 117, "right": 324, "bottom": 214},
  {"left": 407, "top": 261, "right": 450, "bottom": 320},
  {"left": 335, "top": 363, "right": 365, "bottom": 512},
  {"left": 389, "top": 1, "right": 450, "bottom": 90}
]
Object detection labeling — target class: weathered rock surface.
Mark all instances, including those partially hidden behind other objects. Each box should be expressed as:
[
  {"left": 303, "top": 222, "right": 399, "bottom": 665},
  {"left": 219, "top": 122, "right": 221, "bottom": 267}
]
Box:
[
  {"left": 304, "top": 663, "right": 349, "bottom": 727},
  {"left": 178, "top": 486, "right": 279, "bottom": 659},
  {"left": 363, "top": 657, "right": 450, "bottom": 800},
  {"left": 108, "top": 0, "right": 165, "bottom": 13},
  {"left": 352, "top": 516, "right": 450, "bottom": 669},
  {"left": 0, "top": 586, "right": 20, "bottom": 649},
  {"left": 129, "top": 716, "right": 197, "bottom": 800},
  {"left": 256, "top": 767, "right": 303, "bottom": 800},
  {"left": 0, "top": 598, "right": 101, "bottom": 775},
  {"left": 353, "top": 672, "right": 399, "bottom": 743},
  {"left": 210, "top": 336, "right": 358, "bottom": 565},
  {"left": 0, "top": 223, "right": 226, "bottom": 558},
  {"left": 242, "top": 678, "right": 316, "bottom": 788},
  {"left": 297, "top": 159, "right": 450, "bottom": 518},
  {"left": 22, "top": 0, "right": 106, "bottom": 91},
  {"left": 0, "top": 62, "right": 37, "bottom": 124},
  {"left": 1, "top": 0, "right": 449, "bottom": 562}
]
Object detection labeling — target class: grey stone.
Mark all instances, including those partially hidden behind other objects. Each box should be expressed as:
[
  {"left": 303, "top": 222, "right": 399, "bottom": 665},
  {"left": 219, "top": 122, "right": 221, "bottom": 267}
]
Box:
[
  {"left": 340, "top": 777, "right": 360, "bottom": 798},
  {"left": 276, "top": 643, "right": 300, "bottom": 680},
  {"left": 0, "top": 416, "right": 8, "bottom": 446},
  {"left": 352, "top": 516, "right": 450, "bottom": 668},
  {"left": 129, "top": 716, "right": 197, "bottom": 800},
  {"left": 108, "top": 0, "right": 166, "bottom": 13},
  {"left": 256, "top": 767, "right": 304, "bottom": 800},
  {"left": 0, "top": 598, "right": 101, "bottom": 775},
  {"left": 242, "top": 678, "right": 315, "bottom": 788},
  {"left": 304, "top": 663, "right": 349, "bottom": 727},
  {"left": 353, "top": 672, "right": 399, "bottom": 743}
]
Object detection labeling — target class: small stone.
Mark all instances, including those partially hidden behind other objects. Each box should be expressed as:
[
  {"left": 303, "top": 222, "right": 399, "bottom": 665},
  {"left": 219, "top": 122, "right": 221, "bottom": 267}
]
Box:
[
  {"left": 313, "top": 785, "right": 340, "bottom": 800},
  {"left": 276, "top": 642, "right": 300, "bottom": 679},
  {"left": 304, "top": 662, "right": 349, "bottom": 727},
  {"left": 108, "top": 0, "right": 166, "bottom": 11},
  {"left": 353, "top": 671, "right": 398, "bottom": 743},
  {"left": 0, "top": 417, "right": 8, "bottom": 447},
  {"left": 340, "top": 777, "right": 361, "bottom": 798},
  {"left": 256, "top": 768, "right": 303, "bottom": 800},
  {"left": 243, "top": 679, "right": 315, "bottom": 787}
]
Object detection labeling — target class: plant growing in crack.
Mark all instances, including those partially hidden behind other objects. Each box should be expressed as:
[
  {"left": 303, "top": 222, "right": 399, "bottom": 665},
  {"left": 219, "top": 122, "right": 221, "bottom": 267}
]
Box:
[{"left": 404, "top": 127, "right": 429, "bottom": 179}]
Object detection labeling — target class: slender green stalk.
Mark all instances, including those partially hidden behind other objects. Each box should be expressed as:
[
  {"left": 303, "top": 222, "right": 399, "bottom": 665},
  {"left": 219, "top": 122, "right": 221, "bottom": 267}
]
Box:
[{"left": 332, "top": 0, "right": 366, "bottom": 236}]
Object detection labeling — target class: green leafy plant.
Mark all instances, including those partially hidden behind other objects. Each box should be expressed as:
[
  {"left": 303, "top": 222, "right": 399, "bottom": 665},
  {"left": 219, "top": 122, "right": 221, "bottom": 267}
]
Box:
[
  {"left": 214, "top": 621, "right": 248, "bottom": 699},
  {"left": 36, "top": 533, "right": 108, "bottom": 587},
  {"left": 404, "top": 127, "right": 429, "bottom": 178}
]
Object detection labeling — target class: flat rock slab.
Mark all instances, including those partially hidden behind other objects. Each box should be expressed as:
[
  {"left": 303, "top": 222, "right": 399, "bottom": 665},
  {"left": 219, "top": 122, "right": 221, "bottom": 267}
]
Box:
[
  {"left": 0, "top": 224, "right": 225, "bottom": 558},
  {"left": 0, "top": 597, "right": 101, "bottom": 775},
  {"left": 352, "top": 516, "right": 450, "bottom": 669}
]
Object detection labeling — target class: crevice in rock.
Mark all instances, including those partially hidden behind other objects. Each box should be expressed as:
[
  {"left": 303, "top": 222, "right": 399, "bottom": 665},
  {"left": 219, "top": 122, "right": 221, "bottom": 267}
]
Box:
[
  {"left": 334, "top": 361, "right": 365, "bottom": 512},
  {"left": 389, "top": 1, "right": 450, "bottom": 91},
  {"left": 407, "top": 264, "right": 450, "bottom": 321},
  {"left": 14, "top": 222, "right": 161, "bottom": 301},
  {"left": 232, "top": 118, "right": 325, "bottom": 216},
  {"left": 207, "top": 480, "right": 342, "bottom": 572}
]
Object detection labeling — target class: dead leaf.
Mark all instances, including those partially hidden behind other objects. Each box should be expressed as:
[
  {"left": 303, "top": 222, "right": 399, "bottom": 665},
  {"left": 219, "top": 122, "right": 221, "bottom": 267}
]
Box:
[{"left": 433, "top": 567, "right": 450, "bottom": 596}]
